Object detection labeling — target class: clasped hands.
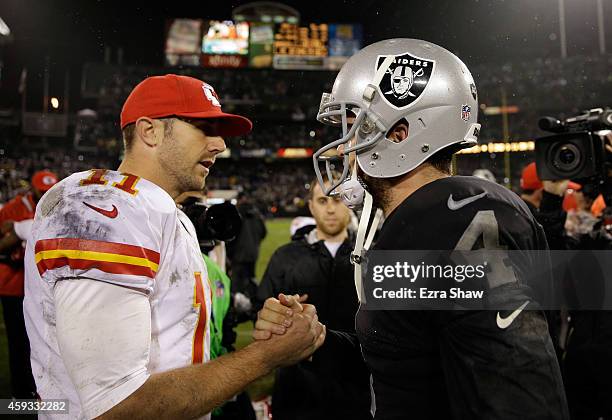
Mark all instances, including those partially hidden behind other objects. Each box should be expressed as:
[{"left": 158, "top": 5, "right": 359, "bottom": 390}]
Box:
[{"left": 253, "top": 293, "right": 326, "bottom": 363}]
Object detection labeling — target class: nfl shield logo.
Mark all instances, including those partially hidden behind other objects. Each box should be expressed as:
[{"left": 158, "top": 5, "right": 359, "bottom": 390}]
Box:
[
  {"left": 461, "top": 105, "right": 471, "bottom": 122},
  {"left": 215, "top": 280, "right": 225, "bottom": 298}
]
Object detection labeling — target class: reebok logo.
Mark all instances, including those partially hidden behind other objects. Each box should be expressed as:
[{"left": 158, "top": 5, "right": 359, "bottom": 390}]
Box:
[{"left": 83, "top": 202, "right": 119, "bottom": 219}]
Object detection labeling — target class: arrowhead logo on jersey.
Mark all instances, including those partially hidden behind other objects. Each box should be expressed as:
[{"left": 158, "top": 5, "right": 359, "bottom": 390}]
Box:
[
  {"left": 376, "top": 52, "right": 435, "bottom": 109},
  {"left": 202, "top": 83, "right": 221, "bottom": 107}
]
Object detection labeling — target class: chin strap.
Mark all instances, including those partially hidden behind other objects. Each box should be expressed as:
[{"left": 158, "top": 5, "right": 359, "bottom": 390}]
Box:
[
  {"left": 351, "top": 190, "right": 383, "bottom": 303},
  {"left": 338, "top": 153, "right": 366, "bottom": 208}
]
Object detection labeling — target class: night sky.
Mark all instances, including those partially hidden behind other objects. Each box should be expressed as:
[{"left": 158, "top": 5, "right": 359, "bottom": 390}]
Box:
[{"left": 0, "top": 0, "right": 610, "bottom": 108}]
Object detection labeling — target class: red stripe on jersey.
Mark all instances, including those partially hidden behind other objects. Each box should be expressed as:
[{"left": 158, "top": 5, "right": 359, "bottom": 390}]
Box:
[
  {"left": 192, "top": 272, "right": 207, "bottom": 364},
  {"left": 35, "top": 238, "right": 160, "bottom": 264},
  {"left": 36, "top": 257, "right": 156, "bottom": 278}
]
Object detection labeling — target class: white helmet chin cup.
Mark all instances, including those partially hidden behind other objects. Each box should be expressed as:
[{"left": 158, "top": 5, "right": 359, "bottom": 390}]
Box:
[
  {"left": 314, "top": 38, "right": 481, "bottom": 196},
  {"left": 337, "top": 176, "right": 366, "bottom": 209}
]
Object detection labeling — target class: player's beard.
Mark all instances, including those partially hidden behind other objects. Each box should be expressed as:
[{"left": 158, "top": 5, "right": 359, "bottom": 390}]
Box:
[
  {"left": 158, "top": 137, "right": 206, "bottom": 194},
  {"left": 318, "top": 213, "right": 350, "bottom": 237},
  {"left": 357, "top": 167, "right": 397, "bottom": 212}
]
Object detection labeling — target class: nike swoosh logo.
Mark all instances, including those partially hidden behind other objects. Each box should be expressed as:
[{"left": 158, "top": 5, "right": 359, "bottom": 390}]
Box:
[
  {"left": 447, "top": 191, "right": 487, "bottom": 210},
  {"left": 83, "top": 202, "right": 118, "bottom": 219},
  {"left": 496, "top": 300, "right": 529, "bottom": 329}
]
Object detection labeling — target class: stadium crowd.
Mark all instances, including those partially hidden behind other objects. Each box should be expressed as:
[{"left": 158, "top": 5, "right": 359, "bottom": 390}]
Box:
[{"left": 1, "top": 53, "right": 611, "bottom": 215}]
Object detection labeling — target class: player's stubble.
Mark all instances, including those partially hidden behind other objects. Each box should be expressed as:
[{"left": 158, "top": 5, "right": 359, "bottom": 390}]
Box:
[
  {"left": 358, "top": 167, "right": 398, "bottom": 211},
  {"left": 157, "top": 122, "right": 207, "bottom": 195}
]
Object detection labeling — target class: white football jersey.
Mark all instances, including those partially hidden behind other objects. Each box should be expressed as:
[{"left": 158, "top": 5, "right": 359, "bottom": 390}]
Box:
[{"left": 23, "top": 169, "right": 211, "bottom": 419}]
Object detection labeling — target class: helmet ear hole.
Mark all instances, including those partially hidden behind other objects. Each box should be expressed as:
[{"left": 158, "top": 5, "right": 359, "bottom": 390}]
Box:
[{"left": 385, "top": 118, "right": 410, "bottom": 143}]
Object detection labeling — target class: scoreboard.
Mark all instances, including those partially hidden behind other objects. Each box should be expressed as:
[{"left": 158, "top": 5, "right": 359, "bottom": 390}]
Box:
[
  {"left": 273, "top": 23, "right": 328, "bottom": 57},
  {"left": 164, "top": 19, "right": 362, "bottom": 70}
]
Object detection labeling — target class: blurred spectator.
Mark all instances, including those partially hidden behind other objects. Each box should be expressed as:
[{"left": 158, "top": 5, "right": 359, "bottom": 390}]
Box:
[
  {"left": 520, "top": 162, "right": 545, "bottom": 211},
  {"left": 227, "top": 194, "right": 267, "bottom": 297},
  {"left": 564, "top": 183, "right": 599, "bottom": 238},
  {"left": 256, "top": 180, "right": 371, "bottom": 420},
  {"left": 0, "top": 170, "right": 58, "bottom": 398}
]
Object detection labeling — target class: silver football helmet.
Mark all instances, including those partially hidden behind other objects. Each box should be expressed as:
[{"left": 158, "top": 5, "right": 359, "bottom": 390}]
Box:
[{"left": 313, "top": 38, "right": 481, "bottom": 199}]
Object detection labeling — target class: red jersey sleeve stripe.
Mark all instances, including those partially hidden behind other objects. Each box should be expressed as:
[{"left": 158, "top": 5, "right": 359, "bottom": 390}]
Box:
[
  {"left": 36, "top": 257, "right": 156, "bottom": 278},
  {"left": 35, "top": 238, "right": 160, "bottom": 264}
]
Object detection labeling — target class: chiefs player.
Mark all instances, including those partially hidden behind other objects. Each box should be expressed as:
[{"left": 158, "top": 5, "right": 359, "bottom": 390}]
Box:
[{"left": 24, "top": 74, "right": 325, "bottom": 419}]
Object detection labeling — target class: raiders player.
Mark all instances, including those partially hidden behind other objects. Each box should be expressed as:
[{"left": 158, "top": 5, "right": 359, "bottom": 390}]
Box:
[{"left": 256, "top": 39, "right": 568, "bottom": 419}]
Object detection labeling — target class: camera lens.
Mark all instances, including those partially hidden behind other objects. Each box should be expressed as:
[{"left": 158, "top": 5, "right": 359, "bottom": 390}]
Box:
[{"left": 552, "top": 143, "right": 581, "bottom": 173}]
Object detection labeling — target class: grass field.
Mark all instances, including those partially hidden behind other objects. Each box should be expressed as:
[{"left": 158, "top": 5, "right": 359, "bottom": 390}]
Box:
[{"left": 0, "top": 218, "right": 293, "bottom": 399}]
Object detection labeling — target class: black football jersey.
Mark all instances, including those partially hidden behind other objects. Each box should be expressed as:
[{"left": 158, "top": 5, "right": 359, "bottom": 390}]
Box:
[{"left": 356, "top": 176, "right": 568, "bottom": 419}]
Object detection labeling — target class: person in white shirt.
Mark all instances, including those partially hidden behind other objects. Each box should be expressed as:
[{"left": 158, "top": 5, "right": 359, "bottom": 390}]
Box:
[{"left": 24, "top": 74, "right": 325, "bottom": 419}]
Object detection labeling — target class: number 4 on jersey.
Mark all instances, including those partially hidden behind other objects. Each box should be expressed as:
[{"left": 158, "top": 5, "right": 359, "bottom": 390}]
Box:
[{"left": 454, "top": 210, "right": 518, "bottom": 289}]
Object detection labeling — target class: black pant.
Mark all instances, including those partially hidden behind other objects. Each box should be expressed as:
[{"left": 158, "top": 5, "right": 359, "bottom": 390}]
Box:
[
  {"left": 230, "top": 262, "right": 257, "bottom": 297},
  {"left": 212, "top": 391, "right": 256, "bottom": 420},
  {"left": 564, "top": 311, "right": 612, "bottom": 420},
  {"left": 1, "top": 295, "right": 36, "bottom": 398}
]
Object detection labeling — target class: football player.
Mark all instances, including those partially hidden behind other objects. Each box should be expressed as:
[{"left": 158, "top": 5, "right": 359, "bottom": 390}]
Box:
[
  {"left": 257, "top": 39, "right": 568, "bottom": 419},
  {"left": 23, "top": 74, "right": 325, "bottom": 419}
]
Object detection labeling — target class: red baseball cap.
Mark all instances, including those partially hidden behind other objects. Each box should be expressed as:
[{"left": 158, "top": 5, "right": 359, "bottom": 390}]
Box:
[
  {"left": 31, "top": 171, "right": 59, "bottom": 192},
  {"left": 520, "top": 162, "right": 543, "bottom": 191},
  {"left": 120, "top": 74, "right": 252, "bottom": 136}
]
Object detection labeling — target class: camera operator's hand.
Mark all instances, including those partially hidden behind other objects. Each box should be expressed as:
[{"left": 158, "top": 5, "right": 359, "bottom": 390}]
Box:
[{"left": 543, "top": 180, "right": 569, "bottom": 197}]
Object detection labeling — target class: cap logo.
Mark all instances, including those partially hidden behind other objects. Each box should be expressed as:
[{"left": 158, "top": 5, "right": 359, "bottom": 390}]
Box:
[
  {"left": 376, "top": 52, "right": 435, "bottom": 109},
  {"left": 202, "top": 83, "right": 221, "bottom": 107},
  {"left": 42, "top": 175, "right": 56, "bottom": 185}
]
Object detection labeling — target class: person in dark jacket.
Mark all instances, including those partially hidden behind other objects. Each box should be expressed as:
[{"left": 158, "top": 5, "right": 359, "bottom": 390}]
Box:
[
  {"left": 257, "top": 180, "right": 371, "bottom": 420},
  {"left": 529, "top": 180, "right": 612, "bottom": 419},
  {"left": 519, "top": 162, "right": 575, "bottom": 250},
  {"left": 228, "top": 194, "right": 267, "bottom": 297}
]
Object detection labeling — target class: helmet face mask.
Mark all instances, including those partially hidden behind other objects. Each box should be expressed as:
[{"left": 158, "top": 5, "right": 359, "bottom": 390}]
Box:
[{"left": 313, "top": 38, "right": 481, "bottom": 202}]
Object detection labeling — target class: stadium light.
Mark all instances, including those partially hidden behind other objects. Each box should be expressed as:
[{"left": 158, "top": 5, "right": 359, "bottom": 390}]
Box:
[
  {"left": 0, "top": 17, "right": 10, "bottom": 36},
  {"left": 50, "top": 97, "right": 59, "bottom": 109},
  {"left": 558, "top": 0, "right": 567, "bottom": 58},
  {"left": 597, "top": 0, "right": 606, "bottom": 54}
]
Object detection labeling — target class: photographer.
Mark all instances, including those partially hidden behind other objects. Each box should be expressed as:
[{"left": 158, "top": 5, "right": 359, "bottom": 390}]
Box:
[
  {"left": 535, "top": 110, "right": 612, "bottom": 419},
  {"left": 519, "top": 162, "right": 576, "bottom": 250}
]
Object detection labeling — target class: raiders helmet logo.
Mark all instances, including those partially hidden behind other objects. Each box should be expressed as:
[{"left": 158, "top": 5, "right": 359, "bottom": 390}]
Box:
[{"left": 376, "top": 52, "right": 435, "bottom": 109}]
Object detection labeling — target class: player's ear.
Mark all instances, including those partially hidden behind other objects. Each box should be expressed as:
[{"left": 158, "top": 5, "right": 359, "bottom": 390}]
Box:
[
  {"left": 387, "top": 119, "right": 409, "bottom": 143},
  {"left": 134, "top": 117, "right": 161, "bottom": 148}
]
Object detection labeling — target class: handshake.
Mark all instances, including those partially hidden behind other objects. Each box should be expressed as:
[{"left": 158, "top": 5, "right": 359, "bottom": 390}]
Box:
[{"left": 251, "top": 293, "right": 327, "bottom": 369}]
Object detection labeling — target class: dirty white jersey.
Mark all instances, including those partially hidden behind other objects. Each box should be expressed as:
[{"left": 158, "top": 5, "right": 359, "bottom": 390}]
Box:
[{"left": 23, "top": 169, "right": 211, "bottom": 419}]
